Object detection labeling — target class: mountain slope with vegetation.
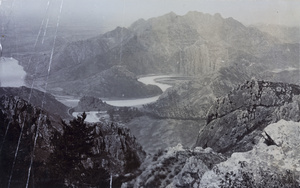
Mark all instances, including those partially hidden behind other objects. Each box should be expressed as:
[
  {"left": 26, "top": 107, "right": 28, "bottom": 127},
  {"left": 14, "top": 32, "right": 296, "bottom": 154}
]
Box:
[{"left": 0, "top": 95, "right": 145, "bottom": 187}]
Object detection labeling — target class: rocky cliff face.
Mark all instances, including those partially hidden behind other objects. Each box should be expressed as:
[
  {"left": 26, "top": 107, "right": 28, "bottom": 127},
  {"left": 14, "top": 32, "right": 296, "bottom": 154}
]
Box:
[
  {"left": 199, "top": 120, "right": 300, "bottom": 187},
  {"left": 195, "top": 80, "right": 300, "bottom": 155},
  {"left": 91, "top": 122, "right": 146, "bottom": 174},
  {"left": 0, "top": 95, "right": 60, "bottom": 187},
  {"left": 124, "top": 144, "right": 225, "bottom": 188},
  {"left": 0, "top": 95, "right": 146, "bottom": 187},
  {"left": 124, "top": 120, "right": 300, "bottom": 188},
  {"left": 131, "top": 79, "right": 300, "bottom": 187}
]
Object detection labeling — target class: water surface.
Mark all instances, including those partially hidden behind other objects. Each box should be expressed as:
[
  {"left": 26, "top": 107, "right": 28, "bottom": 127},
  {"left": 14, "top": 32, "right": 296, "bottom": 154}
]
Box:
[{"left": 0, "top": 57, "right": 26, "bottom": 87}]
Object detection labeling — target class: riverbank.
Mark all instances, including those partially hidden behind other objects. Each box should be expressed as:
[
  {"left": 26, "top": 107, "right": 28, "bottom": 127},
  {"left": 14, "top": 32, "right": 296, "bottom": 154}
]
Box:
[{"left": 57, "top": 75, "right": 178, "bottom": 108}]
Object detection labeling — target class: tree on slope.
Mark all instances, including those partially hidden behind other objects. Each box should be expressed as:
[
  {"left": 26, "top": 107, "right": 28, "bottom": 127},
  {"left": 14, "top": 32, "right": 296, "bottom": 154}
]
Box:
[{"left": 48, "top": 112, "right": 96, "bottom": 186}]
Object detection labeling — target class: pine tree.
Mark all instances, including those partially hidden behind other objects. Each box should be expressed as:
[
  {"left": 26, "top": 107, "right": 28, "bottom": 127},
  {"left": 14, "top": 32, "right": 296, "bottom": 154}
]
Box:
[{"left": 48, "top": 112, "right": 94, "bottom": 185}]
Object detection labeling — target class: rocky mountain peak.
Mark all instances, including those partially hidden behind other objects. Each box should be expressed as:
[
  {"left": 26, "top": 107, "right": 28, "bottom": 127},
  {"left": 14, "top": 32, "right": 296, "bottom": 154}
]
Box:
[
  {"left": 214, "top": 13, "right": 223, "bottom": 19},
  {"left": 200, "top": 120, "right": 300, "bottom": 187},
  {"left": 165, "top": 11, "right": 177, "bottom": 17},
  {"left": 20, "top": 10, "right": 297, "bottom": 100},
  {"left": 196, "top": 80, "right": 300, "bottom": 155}
]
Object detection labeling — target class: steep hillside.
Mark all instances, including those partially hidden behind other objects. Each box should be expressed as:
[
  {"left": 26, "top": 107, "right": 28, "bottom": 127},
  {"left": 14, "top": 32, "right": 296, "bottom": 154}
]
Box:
[
  {"left": 46, "top": 65, "right": 162, "bottom": 98},
  {"left": 0, "top": 95, "right": 61, "bottom": 187},
  {"left": 252, "top": 24, "right": 300, "bottom": 43},
  {"left": 129, "top": 11, "right": 277, "bottom": 74},
  {"left": 127, "top": 120, "right": 300, "bottom": 188},
  {"left": 0, "top": 86, "right": 70, "bottom": 118},
  {"left": 0, "top": 95, "right": 146, "bottom": 187},
  {"left": 53, "top": 11, "right": 279, "bottom": 77},
  {"left": 195, "top": 80, "right": 300, "bottom": 155},
  {"left": 125, "top": 144, "right": 226, "bottom": 188},
  {"left": 145, "top": 62, "right": 265, "bottom": 120},
  {"left": 200, "top": 120, "right": 300, "bottom": 187},
  {"left": 126, "top": 116, "right": 202, "bottom": 154}
]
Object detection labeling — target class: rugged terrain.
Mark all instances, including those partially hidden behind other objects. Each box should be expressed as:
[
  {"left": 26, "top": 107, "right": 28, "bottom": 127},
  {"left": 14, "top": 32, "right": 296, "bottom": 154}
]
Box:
[
  {"left": 0, "top": 86, "right": 70, "bottom": 118},
  {"left": 195, "top": 80, "right": 300, "bottom": 155},
  {"left": 126, "top": 116, "right": 202, "bottom": 154},
  {"left": 145, "top": 62, "right": 264, "bottom": 120},
  {"left": 126, "top": 120, "right": 300, "bottom": 188},
  {"left": 12, "top": 11, "right": 298, "bottom": 98},
  {"left": 1, "top": 9, "right": 299, "bottom": 187},
  {"left": 0, "top": 95, "right": 145, "bottom": 187}
]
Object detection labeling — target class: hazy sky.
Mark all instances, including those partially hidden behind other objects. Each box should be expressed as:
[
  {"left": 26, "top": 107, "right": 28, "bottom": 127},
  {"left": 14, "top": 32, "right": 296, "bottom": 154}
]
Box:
[{"left": 2, "top": 0, "right": 300, "bottom": 33}]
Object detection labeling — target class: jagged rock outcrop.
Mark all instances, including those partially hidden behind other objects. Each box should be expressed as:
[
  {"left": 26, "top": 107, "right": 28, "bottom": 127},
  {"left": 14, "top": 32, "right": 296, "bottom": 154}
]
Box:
[
  {"left": 91, "top": 122, "right": 146, "bottom": 175},
  {"left": 0, "top": 95, "right": 60, "bottom": 187},
  {"left": 0, "top": 95, "right": 146, "bottom": 187},
  {"left": 126, "top": 120, "right": 300, "bottom": 188},
  {"left": 195, "top": 80, "right": 300, "bottom": 155},
  {"left": 123, "top": 144, "right": 225, "bottom": 188},
  {"left": 200, "top": 120, "right": 300, "bottom": 187}
]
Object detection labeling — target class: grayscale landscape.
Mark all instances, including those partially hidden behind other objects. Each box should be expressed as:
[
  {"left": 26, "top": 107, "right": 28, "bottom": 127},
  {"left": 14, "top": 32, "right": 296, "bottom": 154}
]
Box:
[{"left": 0, "top": 0, "right": 299, "bottom": 187}]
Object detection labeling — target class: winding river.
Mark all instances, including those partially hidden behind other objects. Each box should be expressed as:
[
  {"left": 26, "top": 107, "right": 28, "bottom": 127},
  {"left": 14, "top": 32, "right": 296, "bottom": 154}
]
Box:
[
  {"left": 71, "top": 75, "right": 174, "bottom": 122},
  {"left": 0, "top": 58, "right": 175, "bottom": 108},
  {"left": 104, "top": 75, "right": 172, "bottom": 107},
  {"left": 59, "top": 75, "right": 174, "bottom": 108}
]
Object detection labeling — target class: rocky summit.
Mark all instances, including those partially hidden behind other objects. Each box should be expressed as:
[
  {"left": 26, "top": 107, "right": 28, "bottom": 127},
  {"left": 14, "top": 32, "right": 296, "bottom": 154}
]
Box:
[
  {"left": 123, "top": 120, "right": 300, "bottom": 188},
  {"left": 195, "top": 80, "right": 300, "bottom": 155}
]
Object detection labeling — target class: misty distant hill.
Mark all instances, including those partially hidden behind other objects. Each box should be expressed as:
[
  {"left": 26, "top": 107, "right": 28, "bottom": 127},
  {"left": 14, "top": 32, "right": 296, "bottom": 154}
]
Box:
[
  {"left": 17, "top": 11, "right": 299, "bottom": 98},
  {"left": 252, "top": 24, "right": 300, "bottom": 44}
]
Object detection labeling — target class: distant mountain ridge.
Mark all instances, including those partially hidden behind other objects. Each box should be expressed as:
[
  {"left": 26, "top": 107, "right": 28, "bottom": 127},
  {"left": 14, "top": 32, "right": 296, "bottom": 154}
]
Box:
[
  {"left": 252, "top": 23, "right": 300, "bottom": 44},
  {"left": 19, "top": 11, "right": 299, "bottom": 97}
]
